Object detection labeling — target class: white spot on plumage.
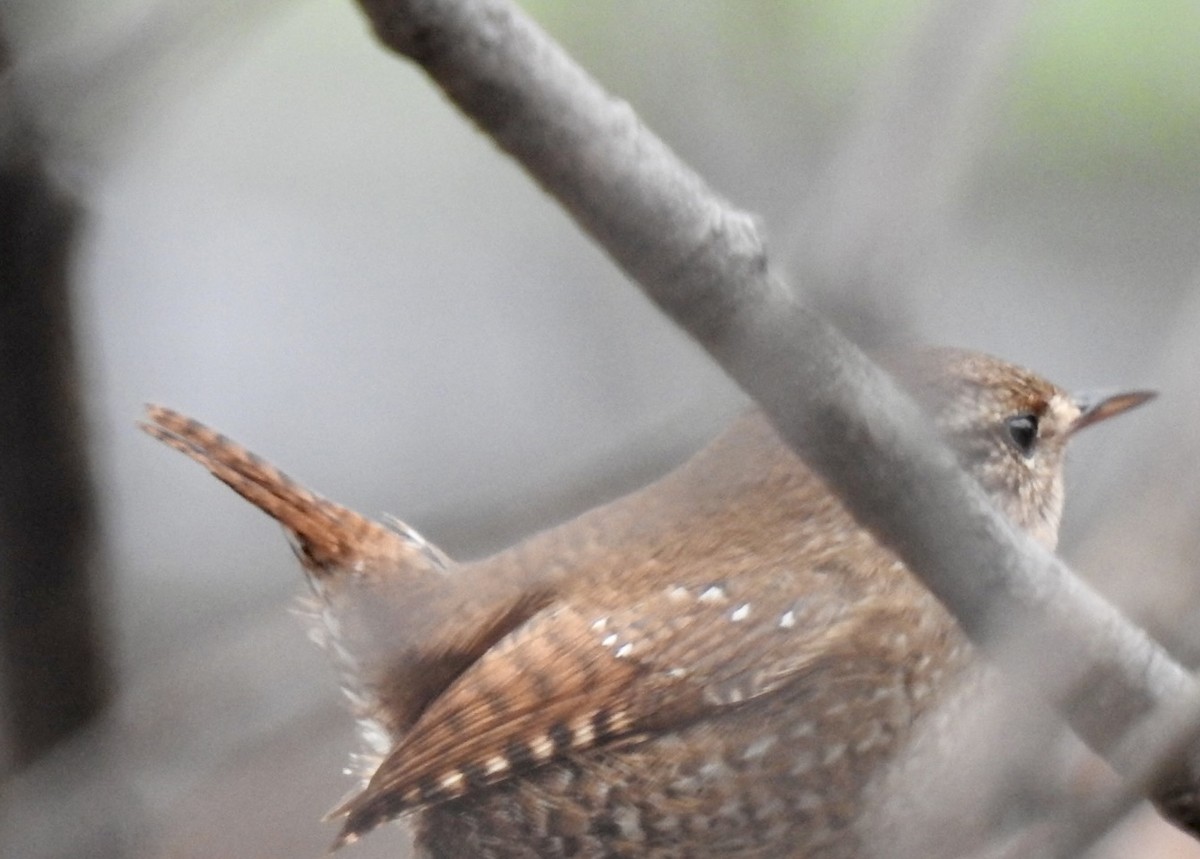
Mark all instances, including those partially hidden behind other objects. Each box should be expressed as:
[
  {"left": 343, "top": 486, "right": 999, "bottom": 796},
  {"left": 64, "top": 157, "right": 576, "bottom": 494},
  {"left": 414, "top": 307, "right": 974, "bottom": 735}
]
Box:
[
  {"left": 791, "top": 721, "right": 815, "bottom": 738},
  {"left": 855, "top": 721, "right": 886, "bottom": 753},
  {"left": 342, "top": 687, "right": 368, "bottom": 708},
  {"left": 822, "top": 742, "right": 847, "bottom": 765},
  {"left": 665, "top": 585, "right": 690, "bottom": 602},
  {"left": 730, "top": 603, "right": 751, "bottom": 622},
  {"left": 439, "top": 770, "right": 465, "bottom": 793},
  {"left": 357, "top": 718, "right": 391, "bottom": 759},
  {"left": 614, "top": 806, "right": 643, "bottom": 840},
  {"left": 601, "top": 633, "right": 619, "bottom": 648},
  {"left": 608, "top": 709, "right": 632, "bottom": 733},
  {"left": 484, "top": 755, "right": 509, "bottom": 776},
  {"left": 615, "top": 642, "right": 633, "bottom": 659},
  {"left": 699, "top": 585, "right": 727, "bottom": 604},
  {"left": 530, "top": 735, "right": 555, "bottom": 761},
  {"left": 699, "top": 759, "right": 734, "bottom": 780},
  {"left": 779, "top": 610, "right": 796, "bottom": 629},
  {"left": 572, "top": 715, "right": 596, "bottom": 746},
  {"left": 741, "top": 735, "right": 777, "bottom": 760}
]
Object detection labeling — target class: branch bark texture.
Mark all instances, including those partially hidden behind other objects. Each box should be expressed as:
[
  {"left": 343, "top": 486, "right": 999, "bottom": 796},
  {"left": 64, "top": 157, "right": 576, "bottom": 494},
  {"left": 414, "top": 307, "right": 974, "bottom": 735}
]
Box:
[{"left": 352, "top": 0, "right": 1200, "bottom": 840}]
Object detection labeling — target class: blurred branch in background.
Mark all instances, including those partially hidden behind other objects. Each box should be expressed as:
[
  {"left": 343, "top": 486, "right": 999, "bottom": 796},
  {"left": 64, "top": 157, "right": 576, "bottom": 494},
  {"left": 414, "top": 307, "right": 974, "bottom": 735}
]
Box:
[
  {"left": 1075, "top": 277, "right": 1200, "bottom": 666},
  {"left": 2, "top": 0, "right": 287, "bottom": 173},
  {"left": 1054, "top": 269, "right": 1200, "bottom": 856},
  {"left": 0, "top": 2, "right": 291, "bottom": 856},
  {"left": 787, "top": 0, "right": 1028, "bottom": 345},
  {"left": 780, "top": 2, "right": 1200, "bottom": 843},
  {"left": 0, "top": 0, "right": 291, "bottom": 778},
  {"left": 0, "top": 23, "right": 109, "bottom": 773}
]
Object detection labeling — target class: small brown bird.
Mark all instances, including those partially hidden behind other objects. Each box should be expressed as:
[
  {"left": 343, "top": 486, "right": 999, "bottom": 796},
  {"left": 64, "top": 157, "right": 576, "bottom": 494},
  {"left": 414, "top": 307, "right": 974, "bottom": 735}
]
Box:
[{"left": 141, "top": 349, "right": 1152, "bottom": 858}]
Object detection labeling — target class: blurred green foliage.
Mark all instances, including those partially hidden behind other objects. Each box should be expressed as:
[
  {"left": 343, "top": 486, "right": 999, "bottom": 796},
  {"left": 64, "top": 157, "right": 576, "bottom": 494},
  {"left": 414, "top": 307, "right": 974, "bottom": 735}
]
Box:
[
  {"left": 10, "top": 0, "right": 1196, "bottom": 184},
  {"left": 1013, "top": 0, "right": 1200, "bottom": 181},
  {"left": 526, "top": 0, "right": 1199, "bottom": 186}
]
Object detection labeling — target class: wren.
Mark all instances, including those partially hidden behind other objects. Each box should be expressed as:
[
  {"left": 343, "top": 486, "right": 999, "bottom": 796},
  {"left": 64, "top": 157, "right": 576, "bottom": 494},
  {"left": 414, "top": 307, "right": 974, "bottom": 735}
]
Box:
[{"left": 141, "top": 349, "right": 1152, "bottom": 858}]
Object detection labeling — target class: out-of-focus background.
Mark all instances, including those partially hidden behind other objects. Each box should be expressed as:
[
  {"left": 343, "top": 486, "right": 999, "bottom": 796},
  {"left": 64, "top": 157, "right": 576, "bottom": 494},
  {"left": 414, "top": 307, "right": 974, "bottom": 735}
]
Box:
[{"left": 0, "top": 1, "right": 1198, "bottom": 857}]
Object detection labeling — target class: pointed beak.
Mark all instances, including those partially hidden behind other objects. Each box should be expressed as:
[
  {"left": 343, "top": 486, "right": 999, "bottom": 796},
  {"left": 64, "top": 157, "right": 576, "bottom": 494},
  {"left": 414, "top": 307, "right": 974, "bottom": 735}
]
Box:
[{"left": 1069, "top": 389, "right": 1157, "bottom": 435}]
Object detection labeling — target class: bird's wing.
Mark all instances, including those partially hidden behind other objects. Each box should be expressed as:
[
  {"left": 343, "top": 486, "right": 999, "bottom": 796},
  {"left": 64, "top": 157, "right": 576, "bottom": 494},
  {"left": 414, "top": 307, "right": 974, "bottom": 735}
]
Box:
[{"left": 328, "top": 570, "right": 869, "bottom": 849}]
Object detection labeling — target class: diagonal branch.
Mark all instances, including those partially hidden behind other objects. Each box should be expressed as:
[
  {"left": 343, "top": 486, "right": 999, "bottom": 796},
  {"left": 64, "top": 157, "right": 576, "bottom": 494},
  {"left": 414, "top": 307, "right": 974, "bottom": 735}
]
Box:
[{"left": 350, "top": 0, "right": 1200, "bottom": 841}]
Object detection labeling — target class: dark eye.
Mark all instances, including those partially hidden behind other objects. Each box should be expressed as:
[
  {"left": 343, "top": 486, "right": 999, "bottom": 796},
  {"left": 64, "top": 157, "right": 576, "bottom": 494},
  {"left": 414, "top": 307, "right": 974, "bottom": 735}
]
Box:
[{"left": 1005, "top": 413, "right": 1039, "bottom": 456}]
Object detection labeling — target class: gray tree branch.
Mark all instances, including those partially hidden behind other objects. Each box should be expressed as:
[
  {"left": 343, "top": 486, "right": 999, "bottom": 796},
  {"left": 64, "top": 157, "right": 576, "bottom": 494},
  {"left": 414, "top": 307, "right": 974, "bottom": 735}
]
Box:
[{"left": 350, "top": 0, "right": 1200, "bottom": 844}]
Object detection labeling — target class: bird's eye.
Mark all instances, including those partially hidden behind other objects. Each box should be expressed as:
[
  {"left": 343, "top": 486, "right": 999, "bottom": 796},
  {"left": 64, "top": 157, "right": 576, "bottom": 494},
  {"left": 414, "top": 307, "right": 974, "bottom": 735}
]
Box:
[{"left": 1005, "top": 413, "right": 1039, "bottom": 456}]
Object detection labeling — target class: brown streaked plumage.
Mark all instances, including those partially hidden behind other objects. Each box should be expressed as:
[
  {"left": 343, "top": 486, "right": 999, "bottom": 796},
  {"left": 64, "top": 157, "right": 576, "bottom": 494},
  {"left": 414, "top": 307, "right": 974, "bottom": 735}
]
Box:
[{"left": 140, "top": 350, "right": 1154, "bottom": 858}]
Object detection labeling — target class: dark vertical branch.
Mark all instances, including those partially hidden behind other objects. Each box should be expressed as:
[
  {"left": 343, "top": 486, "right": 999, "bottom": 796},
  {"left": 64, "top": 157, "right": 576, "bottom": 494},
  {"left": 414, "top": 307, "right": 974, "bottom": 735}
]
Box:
[{"left": 0, "top": 30, "right": 110, "bottom": 768}]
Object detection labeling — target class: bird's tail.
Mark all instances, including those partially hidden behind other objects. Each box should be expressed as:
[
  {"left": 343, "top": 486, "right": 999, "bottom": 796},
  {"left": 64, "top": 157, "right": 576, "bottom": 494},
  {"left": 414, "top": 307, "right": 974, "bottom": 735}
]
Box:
[
  {"left": 140, "top": 404, "right": 466, "bottom": 750},
  {"left": 139, "top": 404, "right": 449, "bottom": 577}
]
